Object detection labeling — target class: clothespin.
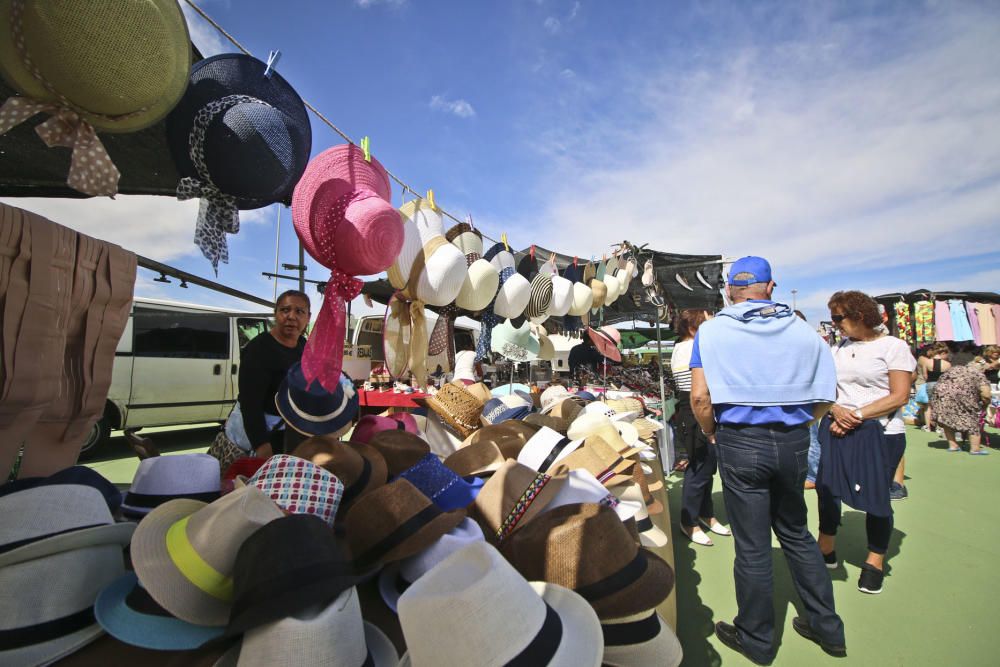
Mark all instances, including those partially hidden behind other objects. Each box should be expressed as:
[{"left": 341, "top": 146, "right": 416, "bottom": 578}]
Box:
[
  {"left": 530, "top": 245, "right": 536, "bottom": 259},
  {"left": 549, "top": 252, "right": 556, "bottom": 265},
  {"left": 263, "top": 50, "right": 281, "bottom": 78},
  {"left": 466, "top": 214, "right": 474, "bottom": 229},
  {"left": 501, "top": 232, "right": 509, "bottom": 252},
  {"left": 573, "top": 256, "right": 578, "bottom": 267},
  {"left": 426, "top": 189, "right": 436, "bottom": 210},
  {"left": 361, "top": 136, "right": 371, "bottom": 162}
]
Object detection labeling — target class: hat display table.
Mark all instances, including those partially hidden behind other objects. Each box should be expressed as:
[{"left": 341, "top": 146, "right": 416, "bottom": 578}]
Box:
[
  {"left": 644, "top": 454, "right": 678, "bottom": 631},
  {"left": 357, "top": 389, "right": 429, "bottom": 409}
]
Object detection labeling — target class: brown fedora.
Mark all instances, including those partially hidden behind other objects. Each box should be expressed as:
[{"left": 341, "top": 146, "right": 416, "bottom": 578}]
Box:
[
  {"left": 443, "top": 440, "right": 504, "bottom": 477},
  {"left": 368, "top": 430, "right": 430, "bottom": 478},
  {"left": 501, "top": 503, "right": 675, "bottom": 620},
  {"left": 552, "top": 435, "right": 636, "bottom": 487},
  {"left": 469, "top": 460, "right": 566, "bottom": 546},
  {"left": 631, "top": 465, "right": 664, "bottom": 515},
  {"left": 460, "top": 421, "right": 538, "bottom": 459},
  {"left": 552, "top": 395, "right": 586, "bottom": 423},
  {"left": 523, "top": 412, "right": 570, "bottom": 434},
  {"left": 289, "top": 436, "right": 388, "bottom": 513},
  {"left": 345, "top": 479, "right": 466, "bottom": 568},
  {"left": 420, "top": 384, "right": 484, "bottom": 438}
]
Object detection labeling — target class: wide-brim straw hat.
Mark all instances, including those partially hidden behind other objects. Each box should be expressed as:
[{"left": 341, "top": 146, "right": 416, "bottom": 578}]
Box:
[
  {"left": 493, "top": 271, "right": 532, "bottom": 322},
  {"left": 388, "top": 200, "right": 467, "bottom": 306},
  {"left": 532, "top": 323, "right": 555, "bottom": 360},
  {"left": 603, "top": 273, "right": 622, "bottom": 305},
  {"left": 491, "top": 319, "right": 540, "bottom": 362},
  {"left": 345, "top": 479, "right": 466, "bottom": 569},
  {"left": 602, "top": 610, "right": 682, "bottom": 667},
  {"left": 587, "top": 326, "right": 622, "bottom": 362},
  {"left": 420, "top": 383, "right": 485, "bottom": 439},
  {"left": 167, "top": 53, "right": 311, "bottom": 208},
  {"left": 290, "top": 437, "right": 388, "bottom": 513},
  {"left": 501, "top": 503, "right": 675, "bottom": 620},
  {"left": 551, "top": 436, "right": 636, "bottom": 487},
  {"left": 367, "top": 430, "right": 432, "bottom": 478},
  {"left": 446, "top": 223, "right": 484, "bottom": 259},
  {"left": 589, "top": 280, "right": 608, "bottom": 311},
  {"left": 130, "top": 486, "right": 285, "bottom": 627},
  {"left": 470, "top": 460, "right": 567, "bottom": 545},
  {"left": 275, "top": 364, "right": 359, "bottom": 437},
  {"left": 120, "top": 454, "right": 221, "bottom": 520},
  {"left": 568, "top": 281, "right": 594, "bottom": 317},
  {"left": 397, "top": 541, "right": 603, "bottom": 667},
  {"left": 459, "top": 421, "right": 539, "bottom": 459},
  {"left": 525, "top": 273, "right": 553, "bottom": 320},
  {"left": 548, "top": 275, "right": 574, "bottom": 316},
  {"left": 456, "top": 258, "right": 500, "bottom": 312},
  {"left": 516, "top": 426, "right": 584, "bottom": 474},
  {"left": 0, "top": 0, "right": 190, "bottom": 132}
]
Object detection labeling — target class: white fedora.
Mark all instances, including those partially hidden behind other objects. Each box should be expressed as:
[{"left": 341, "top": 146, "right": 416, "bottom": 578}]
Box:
[
  {"left": 568, "top": 282, "right": 593, "bottom": 316},
  {"left": 388, "top": 200, "right": 467, "bottom": 307},
  {"left": 539, "top": 384, "right": 572, "bottom": 414},
  {"left": 120, "top": 453, "right": 221, "bottom": 519},
  {"left": 378, "top": 518, "right": 485, "bottom": 613},
  {"left": 614, "top": 482, "right": 668, "bottom": 548},
  {"left": 516, "top": 426, "right": 583, "bottom": 473},
  {"left": 397, "top": 541, "right": 603, "bottom": 666},
  {"left": 549, "top": 275, "right": 574, "bottom": 316},
  {"left": 602, "top": 610, "right": 682, "bottom": 667},
  {"left": 545, "top": 469, "right": 642, "bottom": 522},
  {"left": 567, "top": 414, "right": 646, "bottom": 458},
  {"left": 455, "top": 258, "right": 499, "bottom": 312}
]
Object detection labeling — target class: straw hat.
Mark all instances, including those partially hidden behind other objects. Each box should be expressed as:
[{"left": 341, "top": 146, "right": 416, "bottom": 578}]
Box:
[
  {"left": 289, "top": 437, "right": 388, "bottom": 513},
  {"left": 603, "top": 273, "right": 622, "bottom": 305},
  {"left": 539, "top": 385, "right": 571, "bottom": 414},
  {"left": 491, "top": 319, "right": 540, "bottom": 362},
  {"left": 368, "top": 430, "right": 431, "bottom": 478},
  {"left": 492, "top": 269, "right": 531, "bottom": 322},
  {"left": 470, "top": 460, "right": 567, "bottom": 545},
  {"left": 552, "top": 395, "right": 587, "bottom": 423},
  {"left": 398, "top": 453, "right": 484, "bottom": 511},
  {"left": 459, "top": 421, "right": 538, "bottom": 459},
  {"left": 605, "top": 397, "right": 645, "bottom": 416},
  {"left": 130, "top": 486, "right": 284, "bottom": 626},
  {"left": 545, "top": 470, "right": 643, "bottom": 523},
  {"left": 378, "top": 518, "right": 485, "bottom": 613},
  {"left": 500, "top": 503, "right": 675, "bottom": 619},
  {"left": 567, "top": 414, "right": 646, "bottom": 458},
  {"left": 397, "top": 541, "right": 603, "bottom": 667},
  {"left": 523, "top": 412, "right": 570, "bottom": 434},
  {"left": 551, "top": 436, "right": 636, "bottom": 487},
  {"left": 602, "top": 610, "right": 683, "bottom": 667},
  {"left": 516, "top": 426, "right": 584, "bottom": 473},
  {"left": 456, "top": 258, "right": 499, "bottom": 312},
  {"left": 388, "top": 200, "right": 467, "bottom": 307},
  {"left": 589, "top": 280, "right": 608, "bottom": 310},
  {"left": 275, "top": 365, "right": 359, "bottom": 437},
  {"left": 120, "top": 454, "right": 221, "bottom": 520},
  {"left": 241, "top": 455, "right": 344, "bottom": 528},
  {"left": 221, "top": 587, "right": 398, "bottom": 667},
  {"left": 345, "top": 479, "right": 466, "bottom": 569},
  {"left": 587, "top": 326, "right": 622, "bottom": 362},
  {"left": 548, "top": 274, "right": 574, "bottom": 316},
  {"left": 532, "top": 323, "right": 555, "bottom": 360},
  {"left": 168, "top": 54, "right": 312, "bottom": 271},
  {"left": 465, "top": 382, "right": 494, "bottom": 403},
  {"left": 420, "top": 383, "right": 485, "bottom": 439},
  {"left": 615, "top": 482, "right": 668, "bottom": 548},
  {"left": 568, "top": 281, "right": 594, "bottom": 317},
  {"left": 444, "top": 439, "right": 505, "bottom": 477},
  {"left": 446, "top": 223, "right": 484, "bottom": 259},
  {"left": 525, "top": 273, "right": 553, "bottom": 320}
]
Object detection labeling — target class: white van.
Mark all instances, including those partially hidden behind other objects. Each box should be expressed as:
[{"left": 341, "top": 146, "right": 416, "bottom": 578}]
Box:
[{"left": 82, "top": 298, "right": 272, "bottom": 456}]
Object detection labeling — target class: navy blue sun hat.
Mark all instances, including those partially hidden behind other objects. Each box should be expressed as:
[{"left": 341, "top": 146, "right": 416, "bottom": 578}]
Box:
[
  {"left": 95, "top": 572, "right": 224, "bottom": 651},
  {"left": 275, "top": 363, "right": 359, "bottom": 437},
  {"left": 0, "top": 465, "right": 121, "bottom": 514},
  {"left": 398, "top": 453, "right": 484, "bottom": 511}
]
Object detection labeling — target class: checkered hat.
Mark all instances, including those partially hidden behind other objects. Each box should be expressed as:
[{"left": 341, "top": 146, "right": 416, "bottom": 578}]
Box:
[{"left": 245, "top": 455, "right": 344, "bottom": 528}]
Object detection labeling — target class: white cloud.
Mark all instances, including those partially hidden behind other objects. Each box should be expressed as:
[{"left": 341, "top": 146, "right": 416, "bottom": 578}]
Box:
[
  {"left": 543, "top": 16, "right": 561, "bottom": 34},
  {"left": 430, "top": 95, "right": 477, "bottom": 119},
  {"left": 568, "top": 2, "right": 581, "bottom": 21},
  {"left": 180, "top": 2, "right": 229, "bottom": 57}
]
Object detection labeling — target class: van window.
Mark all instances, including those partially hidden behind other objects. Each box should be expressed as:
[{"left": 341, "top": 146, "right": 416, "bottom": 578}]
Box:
[
  {"left": 133, "top": 310, "right": 229, "bottom": 359},
  {"left": 237, "top": 318, "right": 270, "bottom": 349}
]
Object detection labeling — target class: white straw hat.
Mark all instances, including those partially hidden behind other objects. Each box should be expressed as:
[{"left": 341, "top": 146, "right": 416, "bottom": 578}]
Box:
[
  {"left": 602, "top": 610, "right": 682, "bottom": 667},
  {"left": 603, "top": 273, "right": 622, "bottom": 305},
  {"left": 614, "top": 483, "right": 668, "bottom": 548},
  {"left": 397, "top": 541, "right": 602, "bottom": 666},
  {"left": 493, "top": 272, "right": 531, "bottom": 320},
  {"left": 568, "top": 282, "right": 593, "bottom": 316},
  {"left": 548, "top": 275, "right": 574, "bottom": 316},
  {"left": 545, "top": 469, "right": 642, "bottom": 522},
  {"left": 539, "top": 385, "right": 572, "bottom": 414},
  {"left": 388, "top": 201, "right": 467, "bottom": 306},
  {"left": 567, "top": 414, "right": 646, "bottom": 458},
  {"left": 516, "top": 426, "right": 584, "bottom": 473},
  {"left": 455, "top": 258, "right": 499, "bottom": 312}
]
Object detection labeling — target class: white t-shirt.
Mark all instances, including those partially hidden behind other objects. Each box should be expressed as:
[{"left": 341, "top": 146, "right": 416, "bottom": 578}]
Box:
[
  {"left": 453, "top": 350, "right": 478, "bottom": 382},
  {"left": 670, "top": 339, "right": 694, "bottom": 391},
  {"left": 832, "top": 335, "right": 916, "bottom": 435}
]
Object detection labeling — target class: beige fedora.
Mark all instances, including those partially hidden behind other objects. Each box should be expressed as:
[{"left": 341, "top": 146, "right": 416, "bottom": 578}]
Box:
[
  {"left": 567, "top": 413, "right": 647, "bottom": 459},
  {"left": 459, "top": 421, "right": 539, "bottom": 459},
  {"left": 470, "top": 460, "right": 566, "bottom": 545},
  {"left": 532, "top": 323, "right": 555, "bottom": 361},
  {"left": 130, "top": 486, "right": 284, "bottom": 626},
  {"left": 602, "top": 610, "right": 682, "bottom": 667},
  {"left": 388, "top": 200, "right": 467, "bottom": 307},
  {"left": 397, "top": 541, "right": 602, "bottom": 667},
  {"left": 523, "top": 412, "right": 570, "bottom": 434},
  {"left": 589, "top": 279, "right": 608, "bottom": 310},
  {"left": 551, "top": 436, "right": 636, "bottom": 487},
  {"left": 444, "top": 439, "right": 505, "bottom": 477},
  {"left": 455, "top": 258, "right": 499, "bottom": 312},
  {"left": 465, "top": 382, "right": 494, "bottom": 403}
]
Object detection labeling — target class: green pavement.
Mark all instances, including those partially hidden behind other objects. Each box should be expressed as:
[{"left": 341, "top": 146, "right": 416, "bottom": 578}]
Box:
[
  {"left": 668, "top": 425, "right": 999, "bottom": 666},
  {"left": 83, "top": 423, "right": 217, "bottom": 485}
]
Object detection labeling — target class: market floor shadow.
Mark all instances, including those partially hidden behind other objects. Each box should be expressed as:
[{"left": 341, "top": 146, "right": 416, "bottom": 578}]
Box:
[{"left": 821, "top": 510, "right": 906, "bottom": 581}]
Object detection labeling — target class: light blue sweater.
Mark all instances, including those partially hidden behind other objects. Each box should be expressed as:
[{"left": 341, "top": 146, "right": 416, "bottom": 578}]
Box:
[{"left": 696, "top": 301, "right": 836, "bottom": 406}]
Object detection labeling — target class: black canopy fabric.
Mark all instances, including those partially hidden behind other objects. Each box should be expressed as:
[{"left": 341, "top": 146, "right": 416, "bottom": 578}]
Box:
[{"left": 875, "top": 290, "right": 1000, "bottom": 306}]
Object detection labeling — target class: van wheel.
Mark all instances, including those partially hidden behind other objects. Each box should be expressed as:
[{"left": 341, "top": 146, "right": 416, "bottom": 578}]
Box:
[{"left": 78, "top": 418, "right": 110, "bottom": 460}]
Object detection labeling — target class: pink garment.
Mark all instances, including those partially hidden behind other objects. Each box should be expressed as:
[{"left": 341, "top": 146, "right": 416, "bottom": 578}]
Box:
[
  {"left": 934, "top": 300, "right": 954, "bottom": 341},
  {"left": 965, "top": 301, "right": 982, "bottom": 344},
  {"left": 994, "top": 305, "right": 1000, "bottom": 345},
  {"left": 978, "top": 303, "right": 999, "bottom": 345}
]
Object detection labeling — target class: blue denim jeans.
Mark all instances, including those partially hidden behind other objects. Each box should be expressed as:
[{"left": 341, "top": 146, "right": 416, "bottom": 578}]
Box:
[
  {"left": 806, "top": 421, "right": 821, "bottom": 483},
  {"left": 716, "top": 423, "right": 845, "bottom": 662}
]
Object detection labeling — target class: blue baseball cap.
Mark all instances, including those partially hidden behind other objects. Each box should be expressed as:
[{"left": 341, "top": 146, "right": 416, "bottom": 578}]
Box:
[{"left": 727, "top": 256, "right": 774, "bottom": 286}]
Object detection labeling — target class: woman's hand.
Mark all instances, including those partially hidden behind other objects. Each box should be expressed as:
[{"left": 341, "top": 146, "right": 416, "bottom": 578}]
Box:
[
  {"left": 830, "top": 404, "right": 862, "bottom": 430},
  {"left": 829, "top": 421, "right": 848, "bottom": 438}
]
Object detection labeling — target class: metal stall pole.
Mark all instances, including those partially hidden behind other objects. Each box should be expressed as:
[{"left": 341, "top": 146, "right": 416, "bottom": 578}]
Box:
[{"left": 654, "top": 307, "right": 672, "bottom": 469}]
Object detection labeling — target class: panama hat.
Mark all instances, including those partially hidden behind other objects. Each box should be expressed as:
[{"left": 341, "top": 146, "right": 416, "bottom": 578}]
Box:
[
  {"left": 464, "top": 382, "right": 493, "bottom": 403},
  {"left": 397, "top": 541, "right": 603, "bottom": 667},
  {"left": 602, "top": 610, "right": 683, "bottom": 667},
  {"left": 446, "top": 222, "right": 484, "bottom": 260},
  {"left": 420, "top": 383, "right": 485, "bottom": 439},
  {"left": 350, "top": 413, "right": 418, "bottom": 444},
  {"left": 614, "top": 482, "right": 668, "bottom": 548},
  {"left": 587, "top": 326, "right": 622, "bottom": 362},
  {"left": 368, "top": 430, "right": 431, "bottom": 478},
  {"left": 459, "top": 421, "right": 538, "bottom": 459},
  {"left": 539, "top": 384, "right": 572, "bottom": 414},
  {"left": 0, "top": 464, "right": 123, "bottom": 514},
  {"left": 470, "top": 460, "right": 567, "bottom": 545},
  {"left": 388, "top": 200, "right": 467, "bottom": 307},
  {"left": 491, "top": 319, "right": 540, "bottom": 362},
  {"left": 120, "top": 454, "right": 221, "bottom": 520},
  {"left": 552, "top": 395, "right": 587, "bottom": 423},
  {"left": 219, "top": 587, "right": 398, "bottom": 667},
  {"left": 455, "top": 258, "right": 499, "bottom": 312},
  {"left": 289, "top": 437, "right": 388, "bottom": 513},
  {"left": 130, "top": 486, "right": 284, "bottom": 627},
  {"left": 291, "top": 144, "right": 403, "bottom": 390},
  {"left": 549, "top": 274, "right": 574, "bottom": 316},
  {"left": 551, "top": 436, "right": 636, "bottom": 487},
  {"left": 167, "top": 54, "right": 311, "bottom": 272},
  {"left": 569, "top": 280, "right": 594, "bottom": 317},
  {"left": 345, "top": 479, "right": 466, "bottom": 569},
  {"left": 588, "top": 279, "right": 608, "bottom": 311},
  {"left": 378, "top": 517, "right": 485, "bottom": 613},
  {"left": 524, "top": 412, "right": 570, "bottom": 433},
  {"left": 568, "top": 413, "right": 646, "bottom": 459},
  {"left": 444, "top": 439, "right": 505, "bottom": 477},
  {"left": 275, "top": 364, "right": 359, "bottom": 437},
  {"left": 544, "top": 470, "right": 642, "bottom": 523},
  {"left": 399, "top": 453, "right": 484, "bottom": 511},
  {"left": 501, "top": 503, "right": 675, "bottom": 620},
  {"left": 516, "top": 427, "right": 584, "bottom": 473},
  {"left": 241, "top": 455, "right": 344, "bottom": 528}
]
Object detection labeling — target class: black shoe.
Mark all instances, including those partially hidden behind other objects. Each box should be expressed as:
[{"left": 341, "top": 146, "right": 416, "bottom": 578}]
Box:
[
  {"left": 890, "top": 482, "right": 908, "bottom": 501},
  {"left": 714, "top": 621, "right": 772, "bottom": 665},
  {"left": 822, "top": 550, "right": 838, "bottom": 570},
  {"left": 792, "top": 617, "right": 847, "bottom": 658},
  {"left": 858, "top": 563, "right": 884, "bottom": 594}
]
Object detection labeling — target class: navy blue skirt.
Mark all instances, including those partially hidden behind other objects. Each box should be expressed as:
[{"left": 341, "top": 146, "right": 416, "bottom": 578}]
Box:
[{"left": 816, "top": 416, "right": 891, "bottom": 517}]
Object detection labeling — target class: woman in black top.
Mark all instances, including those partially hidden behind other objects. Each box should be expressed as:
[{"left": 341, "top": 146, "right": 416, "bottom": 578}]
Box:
[
  {"left": 239, "top": 290, "right": 310, "bottom": 457},
  {"left": 917, "top": 342, "right": 951, "bottom": 430}
]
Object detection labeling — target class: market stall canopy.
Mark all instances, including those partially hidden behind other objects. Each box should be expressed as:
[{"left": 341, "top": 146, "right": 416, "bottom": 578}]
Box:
[{"left": 875, "top": 289, "right": 1000, "bottom": 306}]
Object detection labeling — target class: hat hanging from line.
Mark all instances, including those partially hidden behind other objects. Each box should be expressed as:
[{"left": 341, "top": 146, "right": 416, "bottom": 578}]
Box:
[
  {"left": 120, "top": 453, "right": 221, "bottom": 520},
  {"left": 419, "top": 382, "right": 485, "bottom": 439},
  {"left": 378, "top": 517, "right": 485, "bottom": 613},
  {"left": 388, "top": 200, "right": 467, "bottom": 307},
  {"left": 533, "top": 323, "right": 555, "bottom": 360},
  {"left": 397, "top": 541, "right": 603, "bottom": 667},
  {"left": 167, "top": 53, "right": 312, "bottom": 273},
  {"left": 289, "top": 437, "right": 388, "bottom": 514},
  {"left": 587, "top": 326, "right": 622, "bottom": 362},
  {"left": 589, "top": 279, "right": 608, "bottom": 312},
  {"left": 398, "top": 453, "right": 484, "bottom": 511},
  {"left": 242, "top": 455, "right": 345, "bottom": 528},
  {"left": 291, "top": 144, "right": 403, "bottom": 392},
  {"left": 550, "top": 273, "right": 575, "bottom": 317},
  {"left": 491, "top": 319, "right": 540, "bottom": 363},
  {"left": 485, "top": 243, "right": 531, "bottom": 324},
  {"left": 470, "top": 460, "right": 567, "bottom": 546},
  {"left": 445, "top": 222, "right": 483, "bottom": 260},
  {"left": 0, "top": 0, "right": 191, "bottom": 196},
  {"left": 275, "top": 363, "right": 359, "bottom": 437}
]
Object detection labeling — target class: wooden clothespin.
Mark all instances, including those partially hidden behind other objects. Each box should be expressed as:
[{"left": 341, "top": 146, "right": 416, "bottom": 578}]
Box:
[{"left": 361, "top": 136, "right": 371, "bottom": 162}]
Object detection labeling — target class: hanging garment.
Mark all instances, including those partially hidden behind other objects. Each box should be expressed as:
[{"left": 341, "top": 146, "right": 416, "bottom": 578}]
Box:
[
  {"left": 913, "top": 300, "right": 935, "bottom": 344},
  {"left": 949, "top": 300, "right": 974, "bottom": 342},
  {"left": 934, "top": 300, "right": 954, "bottom": 341},
  {"left": 993, "top": 305, "right": 1000, "bottom": 346},
  {"left": 965, "top": 301, "right": 981, "bottom": 345},
  {"left": 974, "top": 303, "right": 997, "bottom": 345},
  {"left": 893, "top": 301, "right": 913, "bottom": 344}
]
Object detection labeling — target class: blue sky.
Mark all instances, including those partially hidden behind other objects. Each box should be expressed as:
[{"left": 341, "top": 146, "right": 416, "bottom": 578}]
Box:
[{"left": 4, "top": 0, "right": 999, "bottom": 324}]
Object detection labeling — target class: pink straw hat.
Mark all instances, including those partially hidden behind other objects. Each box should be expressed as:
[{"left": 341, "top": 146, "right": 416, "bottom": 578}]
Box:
[{"left": 290, "top": 144, "right": 404, "bottom": 391}]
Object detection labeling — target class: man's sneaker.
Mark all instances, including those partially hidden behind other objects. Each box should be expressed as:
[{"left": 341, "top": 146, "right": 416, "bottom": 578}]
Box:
[
  {"left": 714, "top": 621, "right": 772, "bottom": 665},
  {"left": 858, "top": 563, "right": 884, "bottom": 594},
  {"left": 792, "top": 617, "right": 847, "bottom": 658},
  {"left": 890, "top": 482, "right": 908, "bottom": 501},
  {"left": 822, "top": 550, "right": 838, "bottom": 569}
]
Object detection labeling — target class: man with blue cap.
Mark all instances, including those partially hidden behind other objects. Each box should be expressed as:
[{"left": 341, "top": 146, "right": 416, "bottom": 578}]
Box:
[{"left": 689, "top": 256, "right": 845, "bottom": 664}]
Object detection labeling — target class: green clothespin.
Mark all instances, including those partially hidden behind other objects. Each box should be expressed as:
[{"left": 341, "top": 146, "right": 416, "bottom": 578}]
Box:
[{"left": 361, "top": 136, "right": 371, "bottom": 162}]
